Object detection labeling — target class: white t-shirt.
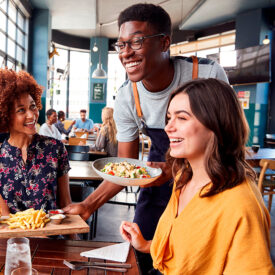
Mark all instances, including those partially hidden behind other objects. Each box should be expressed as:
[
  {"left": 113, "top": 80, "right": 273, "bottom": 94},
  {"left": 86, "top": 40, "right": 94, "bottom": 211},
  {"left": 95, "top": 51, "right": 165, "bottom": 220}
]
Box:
[
  {"left": 39, "top": 123, "right": 62, "bottom": 140},
  {"left": 114, "top": 56, "right": 228, "bottom": 143}
]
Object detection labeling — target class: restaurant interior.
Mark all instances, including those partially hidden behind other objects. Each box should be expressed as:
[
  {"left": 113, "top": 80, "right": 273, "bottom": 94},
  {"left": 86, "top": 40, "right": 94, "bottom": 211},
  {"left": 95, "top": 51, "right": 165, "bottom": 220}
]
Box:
[
  {"left": 1, "top": 0, "right": 275, "bottom": 273},
  {"left": 1, "top": 0, "right": 274, "bottom": 147}
]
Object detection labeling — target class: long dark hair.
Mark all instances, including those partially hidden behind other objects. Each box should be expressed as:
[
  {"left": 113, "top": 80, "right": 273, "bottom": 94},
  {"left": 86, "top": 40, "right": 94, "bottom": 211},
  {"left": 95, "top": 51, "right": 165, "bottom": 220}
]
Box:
[{"left": 166, "top": 78, "right": 256, "bottom": 196}]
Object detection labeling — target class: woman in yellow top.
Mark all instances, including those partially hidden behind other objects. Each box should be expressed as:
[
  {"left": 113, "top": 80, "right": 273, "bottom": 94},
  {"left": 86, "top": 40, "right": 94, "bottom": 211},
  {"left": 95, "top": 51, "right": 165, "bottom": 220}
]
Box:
[{"left": 120, "top": 78, "right": 274, "bottom": 275}]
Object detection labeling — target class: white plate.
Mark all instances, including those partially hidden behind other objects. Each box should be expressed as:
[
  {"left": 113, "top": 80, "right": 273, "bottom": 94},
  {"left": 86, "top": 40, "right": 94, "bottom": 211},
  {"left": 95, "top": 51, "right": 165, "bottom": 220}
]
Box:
[{"left": 92, "top": 157, "right": 162, "bottom": 186}]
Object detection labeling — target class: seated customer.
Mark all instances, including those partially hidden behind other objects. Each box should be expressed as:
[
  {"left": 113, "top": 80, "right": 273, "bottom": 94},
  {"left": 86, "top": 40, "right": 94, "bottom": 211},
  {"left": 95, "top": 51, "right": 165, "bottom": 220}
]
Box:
[
  {"left": 91, "top": 107, "right": 118, "bottom": 157},
  {"left": 120, "top": 79, "right": 274, "bottom": 274},
  {"left": 74, "top": 109, "right": 94, "bottom": 133},
  {"left": 0, "top": 69, "right": 72, "bottom": 215},
  {"left": 39, "top": 109, "right": 66, "bottom": 143},
  {"left": 55, "top": 110, "right": 76, "bottom": 136}
]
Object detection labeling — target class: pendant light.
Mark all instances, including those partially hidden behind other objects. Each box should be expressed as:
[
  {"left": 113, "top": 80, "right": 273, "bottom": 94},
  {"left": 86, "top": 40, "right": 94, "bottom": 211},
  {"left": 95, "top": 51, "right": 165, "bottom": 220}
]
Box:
[
  {"left": 93, "top": 42, "right": 98, "bottom": 52},
  {"left": 93, "top": 37, "right": 98, "bottom": 52},
  {"left": 92, "top": 23, "right": 107, "bottom": 79},
  {"left": 263, "top": 34, "right": 270, "bottom": 45}
]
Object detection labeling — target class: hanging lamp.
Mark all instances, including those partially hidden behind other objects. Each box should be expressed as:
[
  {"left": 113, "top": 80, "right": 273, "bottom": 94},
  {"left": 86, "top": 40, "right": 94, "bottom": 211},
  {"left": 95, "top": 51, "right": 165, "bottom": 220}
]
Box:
[
  {"left": 93, "top": 37, "right": 98, "bottom": 52},
  {"left": 92, "top": 23, "right": 107, "bottom": 79},
  {"left": 263, "top": 34, "right": 270, "bottom": 45}
]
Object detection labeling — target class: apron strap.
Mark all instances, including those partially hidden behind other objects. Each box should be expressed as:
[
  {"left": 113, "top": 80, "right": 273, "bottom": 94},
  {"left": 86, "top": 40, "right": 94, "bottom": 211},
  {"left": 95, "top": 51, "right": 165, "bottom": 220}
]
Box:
[
  {"left": 132, "top": 56, "right": 199, "bottom": 118},
  {"left": 191, "top": 56, "right": 198, "bottom": 79},
  {"left": 132, "top": 82, "right": 143, "bottom": 118}
]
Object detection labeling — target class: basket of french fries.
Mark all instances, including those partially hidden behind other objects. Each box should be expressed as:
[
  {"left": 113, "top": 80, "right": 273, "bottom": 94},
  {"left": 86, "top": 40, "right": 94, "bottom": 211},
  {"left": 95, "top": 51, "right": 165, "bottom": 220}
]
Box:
[{"left": 0, "top": 208, "right": 50, "bottom": 230}]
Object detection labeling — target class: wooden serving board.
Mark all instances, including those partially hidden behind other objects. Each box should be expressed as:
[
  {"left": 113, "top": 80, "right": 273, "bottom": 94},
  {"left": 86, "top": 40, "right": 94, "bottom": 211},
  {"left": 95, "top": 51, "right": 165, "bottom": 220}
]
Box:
[{"left": 0, "top": 215, "right": 89, "bottom": 238}]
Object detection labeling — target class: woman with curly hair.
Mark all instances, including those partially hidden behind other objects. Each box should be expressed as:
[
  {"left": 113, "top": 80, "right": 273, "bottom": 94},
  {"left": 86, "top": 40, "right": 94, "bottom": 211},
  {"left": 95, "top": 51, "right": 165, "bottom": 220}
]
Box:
[
  {"left": 0, "top": 69, "right": 72, "bottom": 215},
  {"left": 91, "top": 107, "right": 118, "bottom": 157},
  {"left": 120, "top": 78, "right": 274, "bottom": 274}
]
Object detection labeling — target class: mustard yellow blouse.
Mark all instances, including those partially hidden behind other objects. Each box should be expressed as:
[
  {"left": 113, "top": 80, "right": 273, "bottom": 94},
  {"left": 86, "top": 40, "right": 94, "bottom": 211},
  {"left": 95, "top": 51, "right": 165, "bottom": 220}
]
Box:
[{"left": 150, "top": 180, "right": 274, "bottom": 275}]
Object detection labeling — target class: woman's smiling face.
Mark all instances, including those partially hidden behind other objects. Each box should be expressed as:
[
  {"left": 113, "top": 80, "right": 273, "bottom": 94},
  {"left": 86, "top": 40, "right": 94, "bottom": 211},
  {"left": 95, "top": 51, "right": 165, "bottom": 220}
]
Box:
[
  {"left": 165, "top": 92, "right": 213, "bottom": 161},
  {"left": 9, "top": 93, "right": 39, "bottom": 136}
]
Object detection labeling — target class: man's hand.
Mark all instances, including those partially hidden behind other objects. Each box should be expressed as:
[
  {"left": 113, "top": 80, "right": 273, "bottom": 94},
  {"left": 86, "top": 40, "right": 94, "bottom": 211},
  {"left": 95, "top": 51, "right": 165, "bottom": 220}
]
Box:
[
  {"left": 141, "top": 161, "right": 172, "bottom": 188},
  {"left": 62, "top": 202, "right": 92, "bottom": 221}
]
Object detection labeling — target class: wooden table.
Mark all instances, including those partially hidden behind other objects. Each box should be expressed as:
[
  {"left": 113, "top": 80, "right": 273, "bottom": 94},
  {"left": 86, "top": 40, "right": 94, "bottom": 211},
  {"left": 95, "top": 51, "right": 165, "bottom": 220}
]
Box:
[
  {"left": 0, "top": 238, "right": 140, "bottom": 274},
  {"left": 88, "top": 150, "right": 107, "bottom": 162},
  {"left": 246, "top": 148, "right": 275, "bottom": 167},
  {"left": 69, "top": 161, "right": 102, "bottom": 181}
]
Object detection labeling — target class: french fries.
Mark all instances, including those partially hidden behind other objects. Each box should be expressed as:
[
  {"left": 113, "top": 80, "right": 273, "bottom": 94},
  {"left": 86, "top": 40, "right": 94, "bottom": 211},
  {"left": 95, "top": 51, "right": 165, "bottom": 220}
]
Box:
[{"left": 0, "top": 208, "right": 50, "bottom": 230}]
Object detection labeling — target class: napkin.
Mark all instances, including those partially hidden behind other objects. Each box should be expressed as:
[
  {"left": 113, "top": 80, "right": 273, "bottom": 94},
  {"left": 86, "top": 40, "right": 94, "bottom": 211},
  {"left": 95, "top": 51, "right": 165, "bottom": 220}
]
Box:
[
  {"left": 80, "top": 242, "right": 130, "bottom": 262},
  {"left": 80, "top": 133, "right": 87, "bottom": 138}
]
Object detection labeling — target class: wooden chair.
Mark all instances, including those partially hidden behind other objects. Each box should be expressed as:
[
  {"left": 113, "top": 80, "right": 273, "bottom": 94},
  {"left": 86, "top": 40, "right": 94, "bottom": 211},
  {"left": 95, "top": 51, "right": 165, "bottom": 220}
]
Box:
[
  {"left": 258, "top": 159, "right": 275, "bottom": 211},
  {"left": 68, "top": 137, "right": 87, "bottom": 145},
  {"left": 75, "top": 131, "right": 88, "bottom": 138},
  {"left": 264, "top": 134, "right": 275, "bottom": 149},
  {"left": 63, "top": 120, "right": 74, "bottom": 130},
  {"left": 140, "top": 133, "right": 151, "bottom": 161}
]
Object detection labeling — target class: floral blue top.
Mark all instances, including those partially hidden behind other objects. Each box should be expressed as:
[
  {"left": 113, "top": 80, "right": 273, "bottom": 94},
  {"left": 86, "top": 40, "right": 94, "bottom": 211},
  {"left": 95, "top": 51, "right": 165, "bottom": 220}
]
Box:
[{"left": 0, "top": 134, "right": 70, "bottom": 213}]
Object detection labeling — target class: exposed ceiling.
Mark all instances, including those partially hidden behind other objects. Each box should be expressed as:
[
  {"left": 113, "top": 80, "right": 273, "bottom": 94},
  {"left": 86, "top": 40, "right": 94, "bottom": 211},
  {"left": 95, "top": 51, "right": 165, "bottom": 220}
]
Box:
[{"left": 29, "top": 0, "right": 275, "bottom": 40}]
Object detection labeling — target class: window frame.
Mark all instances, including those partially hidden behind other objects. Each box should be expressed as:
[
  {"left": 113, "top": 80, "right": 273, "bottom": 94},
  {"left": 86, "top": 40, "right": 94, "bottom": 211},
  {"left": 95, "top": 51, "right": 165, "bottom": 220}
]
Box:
[{"left": 0, "top": 0, "right": 28, "bottom": 70}]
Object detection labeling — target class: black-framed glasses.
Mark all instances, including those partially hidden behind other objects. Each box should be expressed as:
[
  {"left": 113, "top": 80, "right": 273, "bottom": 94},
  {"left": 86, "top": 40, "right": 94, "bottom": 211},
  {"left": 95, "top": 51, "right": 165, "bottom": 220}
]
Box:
[{"left": 113, "top": 33, "right": 165, "bottom": 53}]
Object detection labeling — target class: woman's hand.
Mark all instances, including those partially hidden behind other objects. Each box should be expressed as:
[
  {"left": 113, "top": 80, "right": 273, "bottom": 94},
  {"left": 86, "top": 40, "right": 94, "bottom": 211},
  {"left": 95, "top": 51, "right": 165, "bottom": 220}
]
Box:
[{"left": 120, "top": 221, "right": 151, "bottom": 253}]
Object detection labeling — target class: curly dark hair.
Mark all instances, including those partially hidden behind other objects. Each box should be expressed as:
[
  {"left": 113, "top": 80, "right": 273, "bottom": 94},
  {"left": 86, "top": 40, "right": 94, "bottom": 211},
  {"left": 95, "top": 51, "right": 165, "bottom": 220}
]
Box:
[
  {"left": 0, "top": 69, "right": 43, "bottom": 132},
  {"left": 166, "top": 78, "right": 256, "bottom": 197},
  {"left": 118, "top": 3, "right": 171, "bottom": 36}
]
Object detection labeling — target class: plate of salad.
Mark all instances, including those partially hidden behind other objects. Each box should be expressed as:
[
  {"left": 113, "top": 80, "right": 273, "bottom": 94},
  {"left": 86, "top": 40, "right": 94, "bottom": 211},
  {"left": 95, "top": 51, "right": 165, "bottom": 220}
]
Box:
[{"left": 92, "top": 157, "right": 162, "bottom": 186}]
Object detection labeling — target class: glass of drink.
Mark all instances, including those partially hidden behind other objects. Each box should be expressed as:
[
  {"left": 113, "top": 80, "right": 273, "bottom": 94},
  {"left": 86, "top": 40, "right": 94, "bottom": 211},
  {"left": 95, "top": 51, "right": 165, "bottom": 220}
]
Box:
[
  {"left": 4, "top": 238, "right": 32, "bottom": 275},
  {"left": 11, "top": 268, "right": 38, "bottom": 275}
]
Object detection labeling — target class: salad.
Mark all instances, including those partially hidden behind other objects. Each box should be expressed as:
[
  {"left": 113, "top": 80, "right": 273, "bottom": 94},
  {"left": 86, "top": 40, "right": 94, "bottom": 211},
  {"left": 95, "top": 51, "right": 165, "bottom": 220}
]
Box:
[{"left": 101, "top": 161, "right": 151, "bottom": 179}]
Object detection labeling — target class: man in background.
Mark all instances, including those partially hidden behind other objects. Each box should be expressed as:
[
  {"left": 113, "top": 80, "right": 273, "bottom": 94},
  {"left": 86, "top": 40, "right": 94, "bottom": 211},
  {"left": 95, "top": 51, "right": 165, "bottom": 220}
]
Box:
[{"left": 73, "top": 109, "right": 94, "bottom": 133}]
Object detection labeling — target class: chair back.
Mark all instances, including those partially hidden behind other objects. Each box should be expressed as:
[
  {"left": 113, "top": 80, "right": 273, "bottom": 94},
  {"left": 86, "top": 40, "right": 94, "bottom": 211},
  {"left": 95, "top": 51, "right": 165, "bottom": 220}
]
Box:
[
  {"left": 68, "top": 151, "right": 89, "bottom": 161},
  {"left": 63, "top": 120, "right": 73, "bottom": 130},
  {"left": 258, "top": 159, "right": 275, "bottom": 192},
  {"left": 264, "top": 134, "right": 275, "bottom": 148},
  {"left": 75, "top": 131, "right": 88, "bottom": 138},
  {"left": 69, "top": 137, "right": 87, "bottom": 145},
  {"left": 65, "top": 145, "right": 89, "bottom": 153}
]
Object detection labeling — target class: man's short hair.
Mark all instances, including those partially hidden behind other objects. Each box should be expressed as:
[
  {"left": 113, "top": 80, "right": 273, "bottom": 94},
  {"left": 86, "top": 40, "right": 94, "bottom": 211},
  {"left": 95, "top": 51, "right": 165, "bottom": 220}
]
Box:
[
  {"left": 118, "top": 3, "right": 171, "bottom": 36},
  {"left": 80, "top": 109, "right": 87, "bottom": 113},
  {"left": 46, "top": 109, "right": 56, "bottom": 118}
]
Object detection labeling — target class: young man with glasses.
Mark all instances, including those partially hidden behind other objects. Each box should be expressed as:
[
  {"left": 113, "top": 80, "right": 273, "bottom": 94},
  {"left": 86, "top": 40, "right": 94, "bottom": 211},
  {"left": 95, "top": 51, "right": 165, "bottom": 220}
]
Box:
[{"left": 64, "top": 3, "right": 228, "bottom": 274}]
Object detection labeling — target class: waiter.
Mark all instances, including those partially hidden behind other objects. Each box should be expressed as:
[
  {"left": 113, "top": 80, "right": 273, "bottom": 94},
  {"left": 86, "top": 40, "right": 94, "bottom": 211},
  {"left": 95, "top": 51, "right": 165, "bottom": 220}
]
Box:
[{"left": 64, "top": 3, "right": 228, "bottom": 274}]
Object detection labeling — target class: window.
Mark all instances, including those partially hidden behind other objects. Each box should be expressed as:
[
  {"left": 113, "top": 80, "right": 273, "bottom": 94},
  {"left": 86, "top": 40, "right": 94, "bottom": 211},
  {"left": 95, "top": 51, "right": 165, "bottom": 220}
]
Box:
[
  {"left": 0, "top": 0, "right": 29, "bottom": 70},
  {"left": 69, "top": 51, "right": 89, "bottom": 117},
  {"left": 170, "top": 32, "right": 235, "bottom": 60},
  {"left": 0, "top": 0, "right": 7, "bottom": 12},
  {"left": 49, "top": 48, "right": 90, "bottom": 119},
  {"left": 107, "top": 53, "right": 126, "bottom": 107}
]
